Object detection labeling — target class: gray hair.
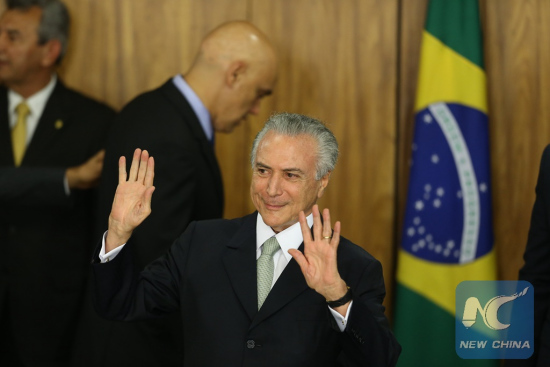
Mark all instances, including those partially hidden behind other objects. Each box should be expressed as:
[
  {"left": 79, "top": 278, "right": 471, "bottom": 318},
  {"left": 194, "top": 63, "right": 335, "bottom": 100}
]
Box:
[
  {"left": 250, "top": 112, "right": 339, "bottom": 180},
  {"left": 7, "top": 0, "right": 70, "bottom": 64}
]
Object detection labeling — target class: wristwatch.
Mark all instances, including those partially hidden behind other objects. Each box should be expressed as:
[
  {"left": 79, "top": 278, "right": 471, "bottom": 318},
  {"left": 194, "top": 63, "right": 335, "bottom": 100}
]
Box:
[{"left": 326, "top": 286, "right": 352, "bottom": 308}]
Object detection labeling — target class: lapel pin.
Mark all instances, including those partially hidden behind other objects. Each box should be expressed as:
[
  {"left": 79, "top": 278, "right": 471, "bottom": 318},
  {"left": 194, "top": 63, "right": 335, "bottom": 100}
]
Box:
[{"left": 54, "top": 120, "right": 63, "bottom": 129}]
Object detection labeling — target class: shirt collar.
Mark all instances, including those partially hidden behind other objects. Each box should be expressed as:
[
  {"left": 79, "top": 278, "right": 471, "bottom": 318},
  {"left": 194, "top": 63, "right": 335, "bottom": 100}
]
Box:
[
  {"left": 172, "top": 74, "right": 213, "bottom": 141},
  {"left": 8, "top": 74, "right": 57, "bottom": 124},
  {"left": 256, "top": 212, "right": 314, "bottom": 263}
]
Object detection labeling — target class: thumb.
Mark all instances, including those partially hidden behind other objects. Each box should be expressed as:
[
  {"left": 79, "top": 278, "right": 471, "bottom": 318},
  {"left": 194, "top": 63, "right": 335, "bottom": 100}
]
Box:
[
  {"left": 288, "top": 249, "right": 308, "bottom": 273},
  {"left": 143, "top": 186, "right": 155, "bottom": 210}
]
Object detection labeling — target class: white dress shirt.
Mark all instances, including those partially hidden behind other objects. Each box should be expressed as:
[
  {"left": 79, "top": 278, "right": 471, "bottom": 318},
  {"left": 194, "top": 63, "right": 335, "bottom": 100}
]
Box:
[
  {"left": 100, "top": 212, "right": 352, "bottom": 331},
  {"left": 8, "top": 74, "right": 57, "bottom": 144}
]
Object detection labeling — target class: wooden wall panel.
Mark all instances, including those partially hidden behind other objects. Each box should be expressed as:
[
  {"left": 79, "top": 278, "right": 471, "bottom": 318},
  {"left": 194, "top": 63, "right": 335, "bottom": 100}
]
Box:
[
  {"left": 397, "top": 0, "right": 428, "bottom": 278},
  {"left": 60, "top": 0, "right": 248, "bottom": 108},
  {"left": 484, "top": 0, "right": 550, "bottom": 280},
  {"left": 250, "top": 0, "right": 399, "bottom": 310}
]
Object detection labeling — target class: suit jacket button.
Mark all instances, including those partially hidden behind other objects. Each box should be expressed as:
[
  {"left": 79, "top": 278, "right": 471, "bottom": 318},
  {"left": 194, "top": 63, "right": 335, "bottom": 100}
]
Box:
[{"left": 246, "top": 340, "right": 255, "bottom": 349}]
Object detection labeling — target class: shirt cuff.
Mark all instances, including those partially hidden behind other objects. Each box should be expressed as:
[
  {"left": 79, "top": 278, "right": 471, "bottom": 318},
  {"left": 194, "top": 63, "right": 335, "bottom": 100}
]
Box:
[
  {"left": 99, "top": 231, "right": 126, "bottom": 263},
  {"left": 328, "top": 300, "right": 353, "bottom": 332}
]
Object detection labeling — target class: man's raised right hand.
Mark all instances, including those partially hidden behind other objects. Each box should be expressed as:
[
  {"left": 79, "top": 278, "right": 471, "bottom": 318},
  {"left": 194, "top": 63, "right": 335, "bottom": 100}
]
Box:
[{"left": 106, "top": 148, "right": 155, "bottom": 252}]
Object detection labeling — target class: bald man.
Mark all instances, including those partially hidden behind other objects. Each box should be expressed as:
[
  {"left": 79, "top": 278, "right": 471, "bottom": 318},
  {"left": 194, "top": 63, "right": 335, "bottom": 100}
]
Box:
[{"left": 77, "top": 21, "right": 277, "bottom": 367}]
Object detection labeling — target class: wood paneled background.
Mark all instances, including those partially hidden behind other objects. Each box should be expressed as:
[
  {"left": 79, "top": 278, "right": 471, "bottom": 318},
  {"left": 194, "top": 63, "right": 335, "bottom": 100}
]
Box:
[{"left": 5, "top": 0, "right": 550, "bottom": 320}]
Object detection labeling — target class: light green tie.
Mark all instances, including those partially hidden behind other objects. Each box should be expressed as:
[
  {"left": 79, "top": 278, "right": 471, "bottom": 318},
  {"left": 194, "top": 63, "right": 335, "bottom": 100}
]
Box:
[
  {"left": 12, "top": 102, "right": 30, "bottom": 166},
  {"left": 257, "top": 237, "right": 280, "bottom": 309}
]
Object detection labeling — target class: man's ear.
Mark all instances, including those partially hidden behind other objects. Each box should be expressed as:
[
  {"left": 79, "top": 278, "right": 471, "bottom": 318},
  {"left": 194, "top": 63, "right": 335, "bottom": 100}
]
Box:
[
  {"left": 40, "top": 39, "right": 62, "bottom": 68},
  {"left": 225, "top": 60, "right": 247, "bottom": 88},
  {"left": 317, "top": 171, "right": 331, "bottom": 198}
]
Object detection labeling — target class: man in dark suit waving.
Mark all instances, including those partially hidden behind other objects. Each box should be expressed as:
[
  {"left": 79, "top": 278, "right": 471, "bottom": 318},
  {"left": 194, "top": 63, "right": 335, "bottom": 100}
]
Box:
[
  {"left": 0, "top": 0, "right": 114, "bottom": 366},
  {"left": 93, "top": 112, "right": 401, "bottom": 366},
  {"left": 89, "top": 20, "right": 278, "bottom": 366}
]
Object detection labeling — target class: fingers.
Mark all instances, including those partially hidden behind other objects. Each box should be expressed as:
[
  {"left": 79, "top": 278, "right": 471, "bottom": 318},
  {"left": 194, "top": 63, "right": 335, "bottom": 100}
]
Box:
[
  {"left": 312, "top": 205, "right": 322, "bottom": 240},
  {"left": 288, "top": 248, "right": 308, "bottom": 273},
  {"left": 321, "top": 208, "right": 333, "bottom": 240},
  {"left": 144, "top": 156, "right": 155, "bottom": 188},
  {"left": 125, "top": 148, "right": 153, "bottom": 184},
  {"left": 136, "top": 150, "right": 150, "bottom": 183},
  {"left": 299, "top": 211, "right": 312, "bottom": 243},
  {"left": 143, "top": 186, "right": 156, "bottom": 212},
  {"left": 128, "top": 148, "right": 142, "bottom": 181},
  {"left": 311, "top": 205, "right": 339, "bottom": 248},
  {"left": 118, "top": 156, "right": 127, "bottom": 184},
  {"left": 312, "top": 205, "right": 334, "bottom": 242},
  {"left": 331, "top": 221, "right": 341, "bottom": 248}
]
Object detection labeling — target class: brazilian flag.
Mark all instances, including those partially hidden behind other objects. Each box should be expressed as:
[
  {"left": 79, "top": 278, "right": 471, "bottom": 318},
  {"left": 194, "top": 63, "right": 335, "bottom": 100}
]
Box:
[{"left": 394, "top": 0, "right": 498, "bottom": 366}]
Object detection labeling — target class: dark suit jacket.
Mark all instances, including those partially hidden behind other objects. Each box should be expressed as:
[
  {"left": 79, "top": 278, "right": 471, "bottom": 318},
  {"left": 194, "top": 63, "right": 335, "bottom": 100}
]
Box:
[
  {"left": 92, "top": 213, "right": 401, "bottom": 367},
  {"left": 0, "top": 80, "right": 114, "bottom": 366},
  {"left": 83, "top": 78, "right": 224, "bottom": 366},
  {"left": 513, "top": 145, "right": 550, "bottom": 366}
]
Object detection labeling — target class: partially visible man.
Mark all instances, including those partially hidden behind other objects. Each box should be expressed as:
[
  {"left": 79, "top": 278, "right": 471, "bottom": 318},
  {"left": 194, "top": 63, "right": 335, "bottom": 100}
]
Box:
[
  {"left": 89, "top": 20, "right": 278, "bottom": 366},
  {"left": 507, "top": 145, "right": 550, "bottom": 367},
  {"left": 92, "top": 113, "right": 401, "bottom": 366},
  {"left": 0, "top": 0, "right": 114, "bottom": 366}
]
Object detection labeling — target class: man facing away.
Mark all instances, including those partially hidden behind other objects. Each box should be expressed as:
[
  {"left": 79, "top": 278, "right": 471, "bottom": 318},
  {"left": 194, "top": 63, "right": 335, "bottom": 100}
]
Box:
[
  {"left": 86, "top": 20, "right": 278, "bottom": 366},
  {"left": 92, "top": 112, "right": 401, "bottom": 367},
  {"left": 0, "top": 0, "right": 115, "bottom": 366}
]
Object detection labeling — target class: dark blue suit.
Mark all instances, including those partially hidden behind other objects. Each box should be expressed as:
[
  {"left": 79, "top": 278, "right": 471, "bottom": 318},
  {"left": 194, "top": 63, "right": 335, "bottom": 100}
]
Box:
[{"left": 92, "top": 213, "right": 401, "bottom": 367}]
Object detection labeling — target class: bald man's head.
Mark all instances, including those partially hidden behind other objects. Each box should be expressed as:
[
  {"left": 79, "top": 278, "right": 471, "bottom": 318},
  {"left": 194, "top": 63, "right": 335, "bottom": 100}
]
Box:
[{"left": 184, "top": 21, "right": 278, "bottom": 133}]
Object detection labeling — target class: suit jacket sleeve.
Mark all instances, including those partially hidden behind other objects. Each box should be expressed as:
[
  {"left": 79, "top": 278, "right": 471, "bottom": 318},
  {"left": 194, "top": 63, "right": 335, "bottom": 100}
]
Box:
[
  {"left": 518, "top": 144, "right": 550, "bottom": 365},
  {"left": 91, "top": 221, "right": 196, "bottom": 321},
  {"left": 335, "top": 253, "right": 401, "bottom": 367},
  {"left": 0, "top": 167, "right": 70, "bottom": 206}
]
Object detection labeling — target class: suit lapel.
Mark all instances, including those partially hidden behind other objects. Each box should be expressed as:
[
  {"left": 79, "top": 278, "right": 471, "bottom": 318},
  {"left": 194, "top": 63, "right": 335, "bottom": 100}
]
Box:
[
  {"left": 250, "top": 243, "right": 309, "bottom": 330},
  {"left": 22, "top": 80, "right": 70, "bottom": 165},
  {"left": 159, "top": 80, "right": 224, "bottom": 207},
  {"left": 222, "top": 214, "right": 312, "bottom": 329},
  {"left": 0, "top": 88, "right": 14, "bottom": 166},
  {"left": 222, "top": 213, "right": 258, "bottom": 321}
]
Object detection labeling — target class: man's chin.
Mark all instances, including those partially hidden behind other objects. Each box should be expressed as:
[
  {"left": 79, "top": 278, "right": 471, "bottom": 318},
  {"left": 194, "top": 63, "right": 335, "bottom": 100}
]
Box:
[
  {"left": 233, "top": 118, "right": 246, "bottom": 130},
  {"left": 260, "top": 213, "right": 295, "bottom": 233},
  {"left": 260, "top": 213, "right": 281, "bottom": 226},
  {"left": 220, "top": 120, "right": 243, "bottom": 134}
]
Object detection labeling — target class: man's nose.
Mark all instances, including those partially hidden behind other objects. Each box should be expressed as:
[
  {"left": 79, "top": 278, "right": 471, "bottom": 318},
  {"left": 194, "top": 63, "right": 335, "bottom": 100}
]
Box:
[
  {"left": 249, "top": 99, "right": 261, "bottom": 115},
  {"left": 266, "top": 174, "right": 282, "bottom": 196}
]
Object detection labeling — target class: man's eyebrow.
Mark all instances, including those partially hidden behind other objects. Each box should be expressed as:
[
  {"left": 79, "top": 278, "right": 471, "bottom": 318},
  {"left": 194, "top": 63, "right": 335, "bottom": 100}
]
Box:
[
  {"left": 283, "top": 168, "right": 305, "bottom": 174},
  {"left": 255, "top": 162, "right": 304, "bottom": 174}
]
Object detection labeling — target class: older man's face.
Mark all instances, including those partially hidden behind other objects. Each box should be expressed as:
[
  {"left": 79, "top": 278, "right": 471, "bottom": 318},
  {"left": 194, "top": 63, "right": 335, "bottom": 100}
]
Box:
[
  {"left": 250, "top": 131, "right": 329, "bottom": 233},
  {"left": 0, "top": 7, "right": 46, "bottom": 89}
]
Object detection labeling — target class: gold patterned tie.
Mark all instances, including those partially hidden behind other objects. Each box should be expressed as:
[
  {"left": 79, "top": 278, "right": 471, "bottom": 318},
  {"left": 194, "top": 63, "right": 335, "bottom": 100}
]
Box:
[
  {"left": 257, "top": 237, "right": 280, "bottom": 309},
  {"left": 12, "top": 102, "right": 30, "bottom": 166}
]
